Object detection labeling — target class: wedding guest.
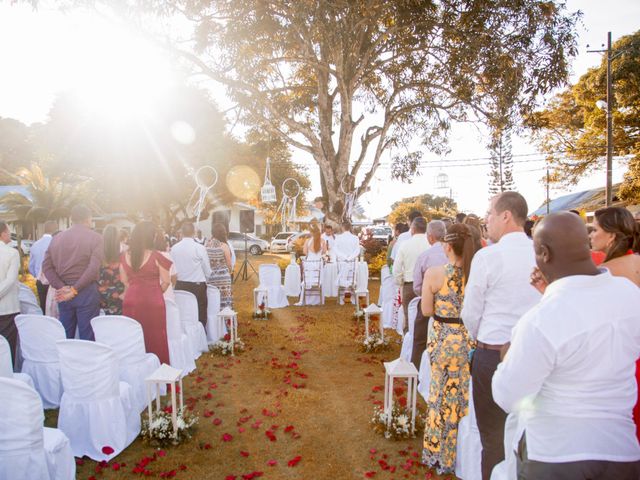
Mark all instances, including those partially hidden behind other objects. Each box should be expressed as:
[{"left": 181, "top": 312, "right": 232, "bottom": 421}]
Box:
[
  {"left": 28, "top": 220, "right": 57, "bottom": 308},
  {"left": 304, "top": 222, "right": 326, "bottom": 259},
  {"left": 206, "top": 223, "right": 233, "bottom": 309},
  {"left": 463, "top": 214, "right": 487, "bottom": 248},
  {"left": 321, "top": 224, "right": 336, "bottom": 258},
  {"left": 635, "top": 211, "right": 640, "bottom": 224},
  {"left": 43, "top": 205, "right": 103, "bottom": 340},
  {"left": 494, "top": 212, "right": 640, "bottom": 479},
  {"left": 171, "top": 222, "right": 212, "bottom": 326},
  {"left": 334, "top": 221, "right": 361, "bottom": 261},
  {"left": 390, "top": 209, "right": 421, "bottom": 264},
  {"left": 120, "top": 221, "right": 172, "bottom": 364},
  {"left": 155, "top": 229, "right": 176, "bottom": 301},
  {"left": 460, "top": 191, "right": 540, "bottom": 480},
  {"left": 387, "top": 223, "right": 408, "bottom": 268},
  {"left": 394, "top": 216, "right": 430, "bottom": 328},
  {"left": 98, "top": 224, "right": 125, "bottom": 315},
  {"left": 119, "top": 229, "right": 129, "bottom": 253},
  {"left": 421, "top": 223, "right": 479, "bottom": 475},
  {"left": 455, "top": 212, "right": 467, "bottom": 224},
  {"left": 0, "top": 221, "right": 20, "bottom": 366},
  {"left": 411, "top": 219, "right": 448, "bottom": 368}
]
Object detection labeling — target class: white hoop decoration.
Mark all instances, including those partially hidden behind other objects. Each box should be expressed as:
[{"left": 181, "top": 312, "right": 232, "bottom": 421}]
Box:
[
  {"left": 340, "top": 174, "right": 358, "bottom": 221},
  {"left": 187, "top": 165, "right": 218, "bottom": 224},
  {"left": 274, "top": 177, "right": 301, "bottom": 231},
  {"left": 261, "top": 158, "right": 277, "bottom": 203}
]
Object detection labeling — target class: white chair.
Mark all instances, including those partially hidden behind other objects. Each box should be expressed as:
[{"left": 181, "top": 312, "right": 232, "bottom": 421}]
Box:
[
  {"left": 91, "top": 315, "right": 162, "bottom": 413},
  {"left": 258, "top": 264, "right": 288, "bottom": 308},
  {"left": 337, "top": 259, "right": 357, "bottom": 304},
  {"left": 56, "top": 340, "right": 140, "bottom": 461},
  {"left": 19, "top": 283, "right": 42, "bottom": 315},
  {"left": 165, "top": 298, "right": 196, "bottom": 376},
  {"left": 173, "top": 290, "right": 208, "bottom": 359},
  {"left": 0, "top": 377, "right": 75, "bottom": 480},
  {"left": 355, "top": 260, "right": 369, "bottom": 292},
  {"left": 490, "top": 412, "right": 521, "bottom": 480},
  {"left": 206, "top": 285, "right": 224, "bottom": 343},
  {"left": 15, "top": 314, "right": 64, "bottom": 409},
  {"left": 455, "top": 382, "right": 482, "bottom": 480},
  {"left": 417, "top": 318, "right": 434, "bottom": 402},
  {"left": 0, "top": 334, "right": 35, "bottom": 390},
  {"left": 283, "top": 261, "right": 301, "bottom": 297},
  {"left": 300, "top": 259, "right": 323, "bottom": 305},
  {"left": 379, "top": 267, "right": 404, "bottom": 331},
  {"left": 400, "top": 297, "right": 421, "bottom": 362}
]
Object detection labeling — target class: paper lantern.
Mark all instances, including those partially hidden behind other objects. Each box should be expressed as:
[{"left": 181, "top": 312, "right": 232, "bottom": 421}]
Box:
[
  {"left": 364, "top": 303, "right": 383, "bottom": 340},
  {"left": 217, "top": 307, "right": 238, "bottom": 355}
]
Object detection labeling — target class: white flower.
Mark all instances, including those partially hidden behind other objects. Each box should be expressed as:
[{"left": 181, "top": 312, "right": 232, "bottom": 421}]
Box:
[{"left": 397, "top": 415, "right": 408, "bottom": 427}]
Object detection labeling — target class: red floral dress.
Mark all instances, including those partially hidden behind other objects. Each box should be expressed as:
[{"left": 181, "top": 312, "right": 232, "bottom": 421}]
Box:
[{"left": 98, "top": 262, "right": 125, "bottom": 315}]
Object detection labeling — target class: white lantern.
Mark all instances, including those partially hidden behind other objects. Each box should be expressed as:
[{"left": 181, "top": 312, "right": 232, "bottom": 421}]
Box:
[
  {"left": 217, "top": 307, "right": 238, "bottom": 355},
  {"left": 253, "top": 287, "right": 269, "bottom": 319},
  {"left": 355, "top": 289, "right": 370, "bottom": 316},
  {"left": 383, "top": 358, "right": 419, "bottom": 434},
  {"left": 261, "top": 159, "right": 277, "bottom": 203},
  {"left": 363, "top": 303, "right": 383, "bottom": 340},
  {"left": 145, "top": 363, "right": 184, "bottom": 438}
]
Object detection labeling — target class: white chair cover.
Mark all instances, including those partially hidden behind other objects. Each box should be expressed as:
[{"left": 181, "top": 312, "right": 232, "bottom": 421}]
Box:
[
  {"left": 298, "top": 260, "right": 323, "bottom": 305},
  {"left": 165, "top": 298, "right": 196, "bottom": 376},
  {"left": 283, "top": 263, "right": 301, "bottom": 297},
  {"left": 380, "top": 267, "right": 404, "bottom": 331},
  {"left": 91, "top": 315, "right": 162, "bottom": 412},
  {"left": 417, "top": 318, "right": 434, "bottom": 401},
  {"left": 15, "top": 314, "right": 64, "bottom": 409},
  {"left": 19, "top": 283, "right": 42, "bottom": 315},
  {"left": 206, "top": 285, "right": 224, "bottom": 343},
  {"left": 356, "top": 261, "right": 369, "bottom": 292},
  {"left": 400, "top": 297, "right": 420, "bottom": 362},
  {"left": 259, "top": 264, "right": 288, "bottom": 308},
  {"left": 0, "top": 377, "right": 75, "bottom": 480},
  {"left": 173, "top": 290, "right": 208, "bottom": 359},
  {"left": 321, "top": 262, "right": 338, "bottom": 297},
  {"left": 56, "top": 340, "right": 140, "bottom": 461},
  {"left": 489, "top": 412, "right": 521, "bottom": 480},
  {"left": 455, "top": 382, "right": 482, "bottom": 480},
  {"left": 0, "top": 334, "right": 34, "bottom": 390}
]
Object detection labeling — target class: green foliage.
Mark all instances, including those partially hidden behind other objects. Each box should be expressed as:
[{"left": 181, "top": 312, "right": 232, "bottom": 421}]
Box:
[
  {"left": 387, "top": 198, "right": 456, "bottom": 226},
  {"left": 488, "top": 128, "right": 515, "bottom": 196},
  {"left": 526, "top": 30, "right": 640, "bottom": 202}
]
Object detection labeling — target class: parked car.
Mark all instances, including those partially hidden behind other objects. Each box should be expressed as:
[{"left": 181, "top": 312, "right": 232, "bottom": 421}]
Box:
[
  {"left": 286, "top": 231, "right": 311, "bottom": 256},
  {"left": 9, "top": 234, "right": 34, "bottom": 255},
  {"left": 227, "top": 231, "right": 269, "bottom": 255},
  {"left": 269, "top": 231, "right": 297, "bottom": 253},
  {"left": 360, "top": 225, "right": 393, "bottom": 245}
]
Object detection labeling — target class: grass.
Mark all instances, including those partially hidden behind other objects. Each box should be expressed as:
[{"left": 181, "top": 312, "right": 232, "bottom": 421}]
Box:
[{"left": 53, "top": 253, "right": 452, "bottom": 480}]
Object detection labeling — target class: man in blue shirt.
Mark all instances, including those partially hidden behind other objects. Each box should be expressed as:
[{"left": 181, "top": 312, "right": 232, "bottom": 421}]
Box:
[{"left": 29, "top": 221, "right": 58, "bottom": 309}]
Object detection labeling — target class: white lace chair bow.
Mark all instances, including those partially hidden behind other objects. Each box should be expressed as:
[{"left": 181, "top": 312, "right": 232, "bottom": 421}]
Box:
[
  {"left": 91, "top": 315, "right": 162, "bottom": 412},
  {"left": 15, "top": 314, "right": 65, "bottom": 408},
  {"left": 173, "top": 290, "right": 208, "bottom": 359},
  {"left": 56, "top": 340, "right": 140, "bottom": 461}
]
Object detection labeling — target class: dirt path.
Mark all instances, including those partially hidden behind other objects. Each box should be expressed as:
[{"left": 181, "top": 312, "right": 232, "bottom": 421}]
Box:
[{"left": 72, "top": 254, "right": 447, "bottom": 480}]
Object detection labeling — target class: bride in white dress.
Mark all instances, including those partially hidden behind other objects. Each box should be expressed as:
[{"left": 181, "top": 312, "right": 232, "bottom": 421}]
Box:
[{"left": 297, "top": 224, "right": 327, "bottom": 305}]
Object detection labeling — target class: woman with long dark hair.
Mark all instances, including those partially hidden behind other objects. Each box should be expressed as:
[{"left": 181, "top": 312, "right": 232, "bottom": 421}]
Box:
[
  {"left": 120, "top": 221, "right": 172, "bottom": 364},
  {"left": 205, "top": 223, "right": 233, "bottom": 309},
  {"left": 98, "top": 224, "right": 125, "bottom": 315},
  {"left": 420, "top": 223, "right": 479, "bottom": 475}
]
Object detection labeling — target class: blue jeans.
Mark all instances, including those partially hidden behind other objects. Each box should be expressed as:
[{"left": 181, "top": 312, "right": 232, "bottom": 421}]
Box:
[{"left": 57, "top": 283, "right": 100, "bottom": 340}]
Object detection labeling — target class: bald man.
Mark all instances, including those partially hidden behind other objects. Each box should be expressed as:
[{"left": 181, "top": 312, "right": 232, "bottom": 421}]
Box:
[{"left": 493, "top": 212, "right": 640, "bottom": 480}]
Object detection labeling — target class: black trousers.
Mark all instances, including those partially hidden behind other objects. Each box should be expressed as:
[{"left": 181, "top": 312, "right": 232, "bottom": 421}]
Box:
[
  {"left": 0, "top": 312, "right": 18, "bottom": 370},
  {"left": 401, "top": 282, "right": 416, "bottom": 334},
  {"left": 517, "top": 434, "right": 640, "bottom": 480},
  {"left": 472, "top": 347, "right": 507, "bottom": 480},
  {"left": 411, "top": 300, "right": 428, "bottom": 369},
  {"left": 36, "top": 280, "right": 49, "bottom": 311},
  {"left": 175, "top": 281, "right": 208, "bottom": 326}
]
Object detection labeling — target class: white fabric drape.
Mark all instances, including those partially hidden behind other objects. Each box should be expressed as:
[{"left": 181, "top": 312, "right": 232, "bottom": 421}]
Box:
[
  {"left": 91, "top": 315, "right": 162, "bottom": 412},
  {"left": 283, "top": 263, "right": 301, "bottom": 297},
  {"left": 165, "top": 298, "right": 196, "bottom": 376},
  {"left": 455, "top": 382, "right": 482, "bottom": 480},
  {"left": 18, "top": 284, "right": 42, "bottom": 315},
  {"left": 15, "top": 314, "right": 65, "bottom": 409},
  {"left": 205, "top": 285, "right": 224, "bottom": 343},
  {"left": 0, "top": 334, "right": 34, "bottom": 389},
  {"left": 321, "top": 262, "right": 338, "bottom": 297},
  {"left": 258, "top": 264, "right": 288, "bottom": 308},
  {"left": 0, "top": 377, "right": 75, "bottom": 480},
  {"left": 400, "top": 297, "right": 420, "bottom": 361},
  {"left": 489, "top": 413, "right": 520, "bottom": 480},
  {"left": 380, "top": 267, "right": 404, "bottom": 331},
  {"left": 355, "top": 261, "right": 369, "bottom": 292},
  {"left": 173, "top": 290, "right": 208, "bottom": 359},
  {"left": 417, "top": 318, "right": 434, "bottom": 402},
  {"left": 56, "top": 340, "right": 140, "bottom": 461}
]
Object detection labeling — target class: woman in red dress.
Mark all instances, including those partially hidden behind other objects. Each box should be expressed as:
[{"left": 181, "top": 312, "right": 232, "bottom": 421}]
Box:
[{"left": 120, "top": 221, "right": 172, "bottom": 364}]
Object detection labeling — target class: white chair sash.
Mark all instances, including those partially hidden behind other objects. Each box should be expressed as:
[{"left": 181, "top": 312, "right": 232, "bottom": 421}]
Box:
[
  {"left": 56, "top": 340, "right": 140, "bottom": 461},
  {"left": 174, "top": 290, "right": 208, "bottom": 359},
  {"left": 15, "top": 314, "right": 65, "bottom": 409},
  {"left": 417, "top": 317, "right": 434, "bottom": 402},
  {"left": 455, "top": 382, "right": 482, "bottom": 480},
  {"left": 258, "top": 264, "right": 288, "bottom": 308},
  {"left": 165, "top": 298, "right": 196, "bottom": 376},
  {"left": 206, "top": 285, "right": 224, "bottom": 343},
  {"left": 283, "top": 263, "right": 301, "bottom": 297},
  {"left": 400, "top": 296, "right": 421, "bottom": 362},
  {"left": 355, "top": 261, "right": 369, "bottom": 292},
  {"left": 19, "top": 284, "right": 42, "bottom": 315}
]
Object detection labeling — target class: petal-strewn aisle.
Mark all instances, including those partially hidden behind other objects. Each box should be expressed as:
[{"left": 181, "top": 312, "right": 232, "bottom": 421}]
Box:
[{"left": 69, "top": 254, "right": 444, "bottom": 480}]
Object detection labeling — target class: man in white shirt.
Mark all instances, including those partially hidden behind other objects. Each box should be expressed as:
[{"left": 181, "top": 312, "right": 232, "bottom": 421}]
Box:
[
  {"left": 390, "top": 209, "right": 422, "bottom": 265},
  {"left": 171, "top": 222, "right": 212, "bottom": 326},
  {"left": 493, "top": 212, "right": 640, "bottom": 479},
  {"left": 393, "top": 216, "right": 430, "bottom": 329},
  {"left": 321, "top": 224, "right": 336, "bottom": 259},
  {"left": 461, "top": 191, "right": 541, "bottom": 480},
  {"left": 0, "top": 221, "right": 20, "bottom": 367},
  {"left": 334, "top": 221, "right": 360, "bottom": 261},
  {"left": 28, "top": 220, "right": 57, "bottom": 309}
]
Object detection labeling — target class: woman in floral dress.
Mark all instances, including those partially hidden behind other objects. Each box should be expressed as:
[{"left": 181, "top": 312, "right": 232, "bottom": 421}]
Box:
[
  {"left": 420, "top": 223, "right": 479, "bottom": 475},
  {"left": 206, "top": 223, "right": 233, "bottom": 309},
  {"left": 98, "top": 224, "right": 125, "bottom": 315}
]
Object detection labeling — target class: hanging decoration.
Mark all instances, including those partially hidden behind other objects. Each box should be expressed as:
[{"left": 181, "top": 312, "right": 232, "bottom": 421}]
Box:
[
  {"left": 273, "top": 177, "right": 300, "bottom": 231},
  {"left": 186, "top": 165, "right": 218, "bottom": 224},
  {"left": 260, "top": 158, "right": 277, "bottom": 203},
  {"left": 340, "top": 174, "right": 358, "bottom": 221}
]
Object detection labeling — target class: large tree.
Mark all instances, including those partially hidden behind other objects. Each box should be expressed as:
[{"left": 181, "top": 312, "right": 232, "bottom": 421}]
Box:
[
  {"left": 488, "top": 128, "right": 515, "bottom": 196},
  {"left": 526, "top": 30, "right": 640, "bottom": 202},
  {"left": 95, "top": 0, "right": 579, "bottom": 221}
]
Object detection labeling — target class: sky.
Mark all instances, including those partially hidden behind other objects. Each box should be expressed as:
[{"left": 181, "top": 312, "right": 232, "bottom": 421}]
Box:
[{"left": 0, "top": 0, "right": 638, "bottom": 218}]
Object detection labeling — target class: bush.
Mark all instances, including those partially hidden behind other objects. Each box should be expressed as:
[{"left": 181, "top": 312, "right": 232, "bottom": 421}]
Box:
[
  {"left": 367, "top": 251, "right": 387, "bottom": 278},
  {"left": 361, "top": 238, "right": 385, "bottom": 262}
]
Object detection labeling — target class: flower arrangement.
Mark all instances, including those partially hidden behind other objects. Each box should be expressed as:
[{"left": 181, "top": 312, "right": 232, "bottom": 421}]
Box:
[
  {"left": 141, "top": 407, "right": 198, "bottom": 446},
  {"left": 371, "top": 402, "right": 424, "bottom": 440},
  {"left": 253, "top": 301, "right": 271, "bottom": 320},
  {"left": 344, "top": 291, "right": 352, "bottom": 304},
  {"left": 210, "top": 334, "right": 245, "bottom": 356},
  {"left": 359, "top": 332, "right": 389, "bottom": 353}
]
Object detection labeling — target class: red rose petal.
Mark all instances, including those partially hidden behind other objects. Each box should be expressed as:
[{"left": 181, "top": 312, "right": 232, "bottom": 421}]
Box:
[
  {"left": 267, "top": 460, "right": 277, "bottom": 466},
  {"left": 213, "top": 418, "right": 223, "bottom": 425},
  {"left": 101, "top": 446, "right": 114, "bottom": 455},
  {"left": 284, "top": 425, "right": 294, "bottom": 433},
  {"left": 222, "top": 433, "right": 233, "bottom": 442},
  {"left": 364, "top": 472, "right": 376, "bottom": 478},
  {"left": 240, "top": 451, "right": 250, "bottom": 457},
  {"left": 157, "top": 450, "right": 167, "bottom": 457},
  {"left": 287, "top": 455, "right": 302, "bottom": 467},
  {"left": 225, "top": 476, "right": 237, "bottom": 480}
]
